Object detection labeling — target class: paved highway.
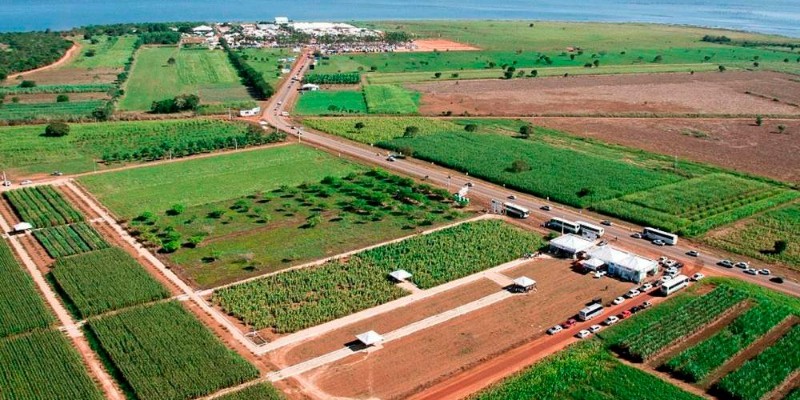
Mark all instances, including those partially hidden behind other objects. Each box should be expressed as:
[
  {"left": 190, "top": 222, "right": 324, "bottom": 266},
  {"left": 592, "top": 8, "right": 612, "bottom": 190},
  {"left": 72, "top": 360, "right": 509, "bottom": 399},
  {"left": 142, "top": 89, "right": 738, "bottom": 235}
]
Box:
[{"left": 261, "top": 52, "right": 800, "bottom": 298}]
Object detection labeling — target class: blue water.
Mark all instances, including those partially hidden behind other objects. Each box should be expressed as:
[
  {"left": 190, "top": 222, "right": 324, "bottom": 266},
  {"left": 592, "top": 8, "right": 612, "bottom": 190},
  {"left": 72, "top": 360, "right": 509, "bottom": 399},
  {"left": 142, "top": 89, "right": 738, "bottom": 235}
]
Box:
[{"left": 1, "top": 0, "right": 798, "bottom": 38}]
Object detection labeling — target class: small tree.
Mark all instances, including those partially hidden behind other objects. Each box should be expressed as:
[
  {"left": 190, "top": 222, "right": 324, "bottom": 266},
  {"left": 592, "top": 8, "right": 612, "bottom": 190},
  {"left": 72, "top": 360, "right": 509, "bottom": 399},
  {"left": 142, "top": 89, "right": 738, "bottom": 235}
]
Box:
[
  {"left": 187, "top": 235, "right": 205, "bottom": 248},
  {"left": 756, "top": 115, "right": 763, "bottom": 126},
  {"left": 593, "top": 59, "right": 600, "bottom": 67},
  {"left": 510, "top": 159, "right": 531, "bottom": 173},
  {"left": 398, "top": 145, "right": 414, "bottom": 157},
  {"left": 354, "top": 121, "right": 365, "bottom": 131},
  {"left": 503, "top": 70, "right": 514, "bottom": 79},
  {"left": 161, "top": 240, "right": 180, "bottom": 253},
  {"left": 404, "top": 126, "right": 419, "bottom": 137},
  {"left": 777, "top": 125, "right": 787, "bottom": 134},
  {"left": 519, "top": 124, "right": 533, "bottom": 138},
  {"left": 464, "top": 124, "right": 478, "bottom": 132},
  {"left": 168, "top": 203, "right": 186, "bottom": 216},
  {"left": 167, "top": 57, "right": 176, "bottom": 65},
  {"left": 530, "top": 69, "right": 538, "bottom": 77},
  {"left": 577, "top": 187, "right": 593, "bottom": 197},
  {"left": 19, "top": 80, "right": 36, "bottom": 88},
  {"left": 85, "top": 49, "right": 96, "bottom": 57},
  {"left": 44, "top": 122, "right": 70, "bottom": 137},
  {"left": 718, "top": 65, "right": 726, "bottom": 72},
  {"left": 433, "top": 72, "right": 442, "bottom": 78},
  {"left": 653, "top": 55, "right": 663, "bottom": 63},
  {"left": 56, "top": 94, "right": 69, "bottom": 103},
  {"left": 774, "top": 240, "right": 788, "bottom": 254}
]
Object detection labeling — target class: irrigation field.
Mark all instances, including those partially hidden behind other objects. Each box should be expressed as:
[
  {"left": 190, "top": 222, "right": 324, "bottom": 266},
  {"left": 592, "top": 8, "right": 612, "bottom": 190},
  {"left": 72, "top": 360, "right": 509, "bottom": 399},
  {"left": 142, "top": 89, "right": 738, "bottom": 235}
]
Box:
[
  {"left": 33, "top": 222, "right": 109, "bottom": 258},
  {"left": 0, "top": 240, "right": 54, "bottom": 338},
  {"left": 4, "top": 186, "right": 83, "bottom": 228},
  {"left": 363, "top": 84, "right": 419, "bottom": 114},
  {"left": 295, "top": 90, "right": 367, "bottom": 115},
  {"left": 0, "top": 100, "right": 104, "bottom": 121}
]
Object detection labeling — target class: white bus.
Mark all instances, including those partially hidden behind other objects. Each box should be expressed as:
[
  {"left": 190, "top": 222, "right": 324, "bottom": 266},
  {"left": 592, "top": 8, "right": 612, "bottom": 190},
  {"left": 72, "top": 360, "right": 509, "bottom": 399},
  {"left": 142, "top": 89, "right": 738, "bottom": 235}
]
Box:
[
  {"left": 578, "top": 303, "right": 604, "bottom": 321},
  {"left": 504, "top": 203, "right": 530, "bottom": 219},
  {"left": 577, "top": 220, "right": 605, "bottom": 238},
  {"left": 661, "top": 275, "right": 689, "bottom": 296},
  {"left": 643, "top": 227, "right": 679, "bottom": 246},
  {"left": 547, "top": 217, "right": 580, "bottom": 234}
]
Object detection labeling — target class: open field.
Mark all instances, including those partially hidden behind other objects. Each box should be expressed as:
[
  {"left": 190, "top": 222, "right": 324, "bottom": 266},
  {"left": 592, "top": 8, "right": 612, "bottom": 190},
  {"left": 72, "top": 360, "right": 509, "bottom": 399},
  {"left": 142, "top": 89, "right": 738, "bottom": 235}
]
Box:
[
  {"left": 79, "top": 144, "right": 358, "bottom": 218},
  {"left": 0, "top": 239, "right": 54, "bottom": 338},
  {"left": 363, "top": 84, "right": 419, "bottom": 114},
  {"left": 4, "top": 186, "right": 83, "bottom": 229},
  {"left": 66, "top": 35, "right": 138, "bottom": 69},
  {"left": 237, "top": 47, "right": 294, "bottom": 87},
  {"left": 86, "top": 301, "right": 259, "bottom": 400},
  {"left": 0, "top": 100, "right": 105, "bottom": 122},
  {"left": 302, "top": 116, "right": 455, "bottom": 144},
  {"left": 119, "top": 46, "right": 250, "bottom": 111},
  {"left": 535, "top": 117, "right": 800, "bottom": 183},
  {"left": 0, "top": 119, "right": 260, "bottom": 177},
  {"left": 409, "top": 71, "right": 800, "bottom": 116},
  {"left": 295, "top": 90, "right": 366, "bottom": 115},
  {"left": 213, "top": 220, "right": 541, "bottom": 333},
  {"left": 0, "top": 329, "right": 105, "bottom": 400},
  {"left": 3, "top": 66, "right": 120, "bottom": 85},
  {"left": 51, "top": 247, "right": 170, "bottom": 318},
  {"left": 33, "top": 222, "right": 109, "bottom": 258}
]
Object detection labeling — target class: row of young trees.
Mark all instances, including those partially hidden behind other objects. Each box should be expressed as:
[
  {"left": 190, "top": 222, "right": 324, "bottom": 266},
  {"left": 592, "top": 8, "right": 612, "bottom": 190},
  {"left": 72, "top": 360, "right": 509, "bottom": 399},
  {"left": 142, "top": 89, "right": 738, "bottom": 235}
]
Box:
[{"left": 220, "top": 38, "right": 275, "bottom": 100}]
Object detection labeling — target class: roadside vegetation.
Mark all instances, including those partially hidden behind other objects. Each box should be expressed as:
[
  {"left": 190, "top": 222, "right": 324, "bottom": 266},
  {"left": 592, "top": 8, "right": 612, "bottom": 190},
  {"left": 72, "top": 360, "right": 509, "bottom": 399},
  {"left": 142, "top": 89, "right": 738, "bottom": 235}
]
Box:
[{"left": 0, "top": 240, "right": 54, "bottom": 338}]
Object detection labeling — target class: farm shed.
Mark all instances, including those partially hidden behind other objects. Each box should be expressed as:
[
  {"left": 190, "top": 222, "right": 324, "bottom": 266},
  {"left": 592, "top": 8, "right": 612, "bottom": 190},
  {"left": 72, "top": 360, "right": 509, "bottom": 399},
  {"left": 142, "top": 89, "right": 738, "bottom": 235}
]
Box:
[
  {"left": 549, "top": 234, "right": 595, "bottom": 256},
  {"left": 588, "top": 246, "right": 658, "bottom": 283},
  {"left": 388, "top": 269, "right": 412, "bottom": 282},
  {"left": 355, "top": 331, "right": 384, "bottom": 347},
  {"left": 12, "top": 222, "right": 33, "bottom": 233},
  {"left": 512, "top": 276, "right": 537, "bottom": 292}
]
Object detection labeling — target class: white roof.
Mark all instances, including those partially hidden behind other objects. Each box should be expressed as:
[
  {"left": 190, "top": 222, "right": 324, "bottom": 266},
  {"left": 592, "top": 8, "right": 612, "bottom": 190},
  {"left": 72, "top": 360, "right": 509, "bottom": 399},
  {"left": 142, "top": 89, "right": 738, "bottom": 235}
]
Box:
[
  {"left": 589, "top": 246, "right": 657, "bottom": 273},
  {"left": 583, "top": 258, "right": 605, "bottom": 268},
  {"left": 13, "top": 222, "right": 33, "bottom": 231},
  {"left": 275, "top": 17, "right": 289, "bottom": 24},
  {"left": 355, "top": 331, "right": 384, "bottom": 346},
  {"left": 550, "top": 234, "right": 595, "bottom": 253},
  {"left": 192, "top": 25, "right": 213, "bottom": 32},
  {"left": 513, "top": 276, "right": 536, "bottom": 288},
  {"left": 389, "top": 269, "right": 412, "bottom": 281}
]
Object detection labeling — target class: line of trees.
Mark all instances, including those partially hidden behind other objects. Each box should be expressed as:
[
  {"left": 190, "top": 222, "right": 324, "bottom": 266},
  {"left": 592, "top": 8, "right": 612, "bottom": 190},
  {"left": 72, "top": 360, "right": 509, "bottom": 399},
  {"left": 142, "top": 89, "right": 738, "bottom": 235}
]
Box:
[
  {"left": 702, "top": 34, "right": 799, "bottom": 49},
  {"left": 220, "top": 38, "right": 275, "bottom": 100},
  {"left": 150, "top": 94, "right": 200, "bottom": 114},
  {"left": 0, "top": 32, "right": 73, "bottom": 79}
]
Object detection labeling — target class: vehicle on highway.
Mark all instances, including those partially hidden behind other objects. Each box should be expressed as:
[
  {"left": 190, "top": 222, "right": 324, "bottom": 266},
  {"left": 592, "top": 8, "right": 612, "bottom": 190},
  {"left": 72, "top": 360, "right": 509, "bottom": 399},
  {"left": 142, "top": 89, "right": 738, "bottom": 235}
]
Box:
[
  {"left": 643, "top": 226, "right": 679, "bottom": 245},
  {"left": 386, "top": 156, "right": 396, "bottom": 162},
  {"left": 576, "top": 329, "right": 592, "bottom": 339},
  {"left": 508, "top": 194, "right": 516, "bottom": 200},
  {"left": 618, "top": 310, "right": 633, "bottom": 319},
  {"left": 744, "top": 268, "right": 758, "bottom": 275},
  {"left": 687, "top": 250, "right": 699, "bottom": 257},
  {"left": 20, "top": 180, "right": 32, "bottom": 185},
  {"left": 600, "top": 220, "right": 612, "bottom": 226},
  {"left": 759, "top": 269, "right": 771, "bottom": 276},
  {"left": 735, "top": 261, "right": 749, "bottom": 269},
  {"left": 561, "top": 318, "right": 577, "bottom": 329},
  {"left": 589, "top": 324, "right": 602, "bottom": 333},
  {"left": 691, "top": 273, "right": 705, "bottom": 281},
  {"left": 280, "top": 111, "right": 290, "bottom": 117},
  {"left": 613, "top": 296, "right": 625, "bottom": 305},
  {"left": 718, "top": 259, "right": 734, "bottom": 268},
  {"left": 540, "top": 205, "right": 551, "bottom": 211},
  {"left": 604, "top": 315, "right": 620, "bottom": 326},
  {"left": 653, "top": 239, "right": 666, "bottom": 246},
  {"left": 547, "top": 325, "right": 563, "bottom": 335},
  {"left": 640, "top": 283, "right": 653, "bottom": 292},
  {"left": 641, "top": 301, "right": 653, "bottom": 309},
  {"left": 626, "top": 289, "right": 641, "bottom": 298},
  {"left": 631, "top": 233, "right": 642, "bottom": 239}
]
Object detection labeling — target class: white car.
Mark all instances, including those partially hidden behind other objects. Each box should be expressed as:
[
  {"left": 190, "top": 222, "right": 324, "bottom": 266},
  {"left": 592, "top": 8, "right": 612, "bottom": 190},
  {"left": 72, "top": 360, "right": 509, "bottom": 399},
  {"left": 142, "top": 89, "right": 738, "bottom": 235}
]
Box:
[
  {"left": 663, "top": 259, "right": 676, "bottom": 268},
  {"left": 631, "top": 233, "right": 642, "bottom": 239},
  {"left": 759, "top": 269, "right": 771, "bottom": 276},
  {"left": 660, "top": 276, "right": 673, "bottom": 285},
  {"left": 735, "top": 261, "right": 749, "bottom": 269},
  {"left": 20, "top": 179, "right": 33, "bottom": 185},
  {"left": 658, "top": 256, "right": 669, "bottom": 263},
  {"left": 666, "top": 267, "right": 679, "bottom": 276},
  {"left": 687, "top": 250, "right": 699, "bottom": 257},
  {"left": 626, "top": 289, "right": 641, "bottom": 298},
  {"left": 1, "top": 180, "right": 10, "bottom": 187},
  {"left": 589, "top": 324, "right": 602, "bottom": 333},
  {"left": 613, "top": 296, "right": 626, "bottom": 305},
  {"left": 640, "top": 283, "right": 653, "bottom": 292},
  {"left": 593, "top": 271, "right": 607, "bottom": 279},
  {"left": 653, "top": 239, "right": 666, "bottom": 246},
  {"left": 744, "top": 268, "right": 758, "bottom": 275},
  {"left": 691, "top": 273, "right": 705, "bottom": 281},
  {"left": 547, "top": 325, "right": 563, "bottom": 335},
  {"left": 576, "top": 329, "right": 592, "bottom": 339},
  {"left": 604, "top": 315, "right": 620, "bottom": 326},
  {"left": 718, "top": 259, "right": 734, "bottom": 268}
]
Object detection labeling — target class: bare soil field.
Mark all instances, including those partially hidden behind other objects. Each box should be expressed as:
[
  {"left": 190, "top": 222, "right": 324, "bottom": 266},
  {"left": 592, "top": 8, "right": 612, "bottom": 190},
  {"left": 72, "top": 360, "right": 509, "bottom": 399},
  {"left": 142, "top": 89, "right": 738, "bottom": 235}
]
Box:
[
  {"left": 6, "top": 67, "right": 119, "bottom": 85},
  {"left": 273, "top": 278, "right": 501, "bottom": 367},
  {"left": 534, "top": 117, "right": 800, "bottom": 183},
  {"left": 300, "top": 258, "right": 632, "bottom": 400},
  {"left": 410, "top": 71, "right": 800, "bottom": 116},
  {"left": 398, "top": 39, "right": 481, "bottom": 52}
]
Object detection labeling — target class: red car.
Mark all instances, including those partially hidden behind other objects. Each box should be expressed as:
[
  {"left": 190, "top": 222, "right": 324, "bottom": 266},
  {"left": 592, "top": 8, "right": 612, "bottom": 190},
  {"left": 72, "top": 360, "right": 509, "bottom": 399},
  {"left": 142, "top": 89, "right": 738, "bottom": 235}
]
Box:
[
  {"left": 618, "top": 310, "right": 633, "bottom": 319},
  {"left": 561, "top": 318, "right": 578, "bottom": 329}
]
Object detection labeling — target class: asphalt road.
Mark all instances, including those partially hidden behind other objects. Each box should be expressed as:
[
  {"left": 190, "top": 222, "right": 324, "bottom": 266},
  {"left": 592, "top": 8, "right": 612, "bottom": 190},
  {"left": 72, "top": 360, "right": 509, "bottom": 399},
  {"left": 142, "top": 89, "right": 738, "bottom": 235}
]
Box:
[{"left": 261, "top": 52, "right": 800, "bottom": 298}]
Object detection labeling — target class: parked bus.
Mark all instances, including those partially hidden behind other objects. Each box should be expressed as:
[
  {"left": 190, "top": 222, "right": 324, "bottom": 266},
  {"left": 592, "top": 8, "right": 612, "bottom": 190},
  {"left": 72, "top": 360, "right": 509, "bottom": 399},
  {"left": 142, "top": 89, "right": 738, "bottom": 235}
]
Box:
[
  {"left": 576, "top": 220, "right": 605, "bottom": 238},
  {"left": 661, "top": 275, "right": 689, "bottom": 296},
  {"left": 504, "top": 203, "right": 530, "bottom": 219},
  {"left": 578, "top": 303, "right": 604, "bottom": 321},
  {"left": 643, "top": 227, "right": 679, "bottom": 245},
  {"left": 547, "top": 217, "right": 580, "bottom": 234}
]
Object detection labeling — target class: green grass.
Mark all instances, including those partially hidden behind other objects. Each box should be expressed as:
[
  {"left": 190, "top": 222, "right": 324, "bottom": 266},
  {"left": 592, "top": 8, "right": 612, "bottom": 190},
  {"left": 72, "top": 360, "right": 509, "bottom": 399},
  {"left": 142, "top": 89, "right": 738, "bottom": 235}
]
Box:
[
  {"left": 213, "top": 220, "right": 540, "bottom": 333},
  {"left": 215, "top": 384, "right": 284, "bottom": 400},
  {"left": 0, "top": 330, "right": 105, "bottom": 400},
  {"left": 302, "top": 116, "right": 458, "bottom": 144},
  {"left": 120, "top": 47, "right": 250, "bottom": 111},
  {"left": 0, "top": 239, "right": 54, "bottom": 338},
  {"left": 79, "top": 144, "right": 361, "bottom": 219},
  {"left": 363, "top": 84, "right": 419, "bottom": 114},
  {"left": 295, "top": 90, "right": 366, "bottom": 115},
  {"left": 51, "top": 248, "right": 170, "bottom": 318},
  {"left": 0, "top": 100, "right": 104, "bottom": 121},
  {"left": 237, "top": 48, "right": 294, "bottom": 87},
  {"left": 67, "top": 35, "right": 138, "bottom": 70},
  {"left": 472, "top": 340, "right": 701, "bottom": 400},
  {"left": 0, "top": 119, "right": 254, "bottom": 176},
  {"left": 87, "top": 301, "right": 258, "bottom": 400},
  {"left": 704, "top": 202, "right": 800, "bottom": 269}
]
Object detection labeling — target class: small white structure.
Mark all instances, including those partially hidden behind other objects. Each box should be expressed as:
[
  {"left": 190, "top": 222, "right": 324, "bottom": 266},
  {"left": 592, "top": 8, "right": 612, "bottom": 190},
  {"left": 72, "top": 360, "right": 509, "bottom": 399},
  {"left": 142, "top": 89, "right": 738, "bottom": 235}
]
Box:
[
  {"left": 355, "top": 331, "right": 384, "bottom": 347},
  {"left": 389, "top": 269, "right": 412, "bottom": 282},
  {"left": 239, "top": 107, "right": 261, "bottom": 117},
  {"left": 512, "top": 276, "right": 537, "bottom": 292},
  {"left": 300, "top": 83, "right": 320, "bottom": 91},
  {"left": 581, "top": 258, "right": 605, "bottom": 271},
  {"left": 588, "top": 246, "right": 658, "bottom": 283},
  {"left": 13, "top": 222, "right": 33, "bottom": 232},
  {"left": 549, "top": 234, "right": 595, "bottom": 256},
  {"left": 274, "top": 17, "right": 289, "bottom": 25},
  {"left": 192, "top": 25, "right": 214, "bottom": 34}
]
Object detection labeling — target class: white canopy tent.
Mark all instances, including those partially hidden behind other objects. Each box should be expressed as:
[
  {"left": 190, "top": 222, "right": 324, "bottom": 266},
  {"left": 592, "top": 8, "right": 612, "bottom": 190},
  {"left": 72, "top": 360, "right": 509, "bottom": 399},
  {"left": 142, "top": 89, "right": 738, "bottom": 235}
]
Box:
[
  {"left": 549, "top": 234, "right": 596, "bottom": 255},
  {"left": 355, "top": 331, "right": 384, "bottom": 347},
  {"left": 388, "top": 269, "right": 412, "bottom": 282},
  {"left": 12, "top": 222, "right": 33, "bottom": 232},
  {"left": 582, "top": 258, "right": 605, "bottom": 271},
  {"left": 513, "top": 276, "right": 536, "bottom": 290}
]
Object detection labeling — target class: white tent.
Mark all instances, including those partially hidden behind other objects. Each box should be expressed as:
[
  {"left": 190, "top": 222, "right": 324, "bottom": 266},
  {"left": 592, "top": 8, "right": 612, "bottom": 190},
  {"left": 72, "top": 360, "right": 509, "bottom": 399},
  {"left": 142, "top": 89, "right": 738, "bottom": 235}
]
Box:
[
  {"left": 13, "top": 222, "right": 33, "bottom": 232},
  {"left": 389, "top": 269, "right": 412, "bottom": 282},
  {"left": 589, "top": 246, "right": 658, "bottom": 283},
  {"left": 513, "top": 276, "right": 536, "bottom": 289},
  {"left": 192, "top": 25, "right": 214, "bottom": 33},
  {"left": 582, "top": 258, "right": 605, "bottom": 271},
  {"left": 549, "top": 234, "right": 595, "bottom": 255},
  {"left": 355, "top": 331, "right": 384, "bottom": 346}
]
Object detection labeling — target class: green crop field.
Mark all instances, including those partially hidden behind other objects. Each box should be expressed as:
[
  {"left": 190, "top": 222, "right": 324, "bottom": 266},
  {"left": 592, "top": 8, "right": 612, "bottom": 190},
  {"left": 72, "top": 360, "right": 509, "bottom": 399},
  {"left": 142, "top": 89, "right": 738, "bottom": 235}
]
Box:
[
  {"left": 215, "top": 384, "right": 284, "bottom": 400},
  {"left": 33, "top": 222, "right": 109, "bottom": 258},
  {"left": 68, "top": 35, "right": 139, "bottom": 69},
  {"left": 119, "top": 46, "right": 251, "bottom": 111},
  {"left": 87, "top": 301, "right": 258, "bottom": 400},
  {"left": 594, "top": 174, "right": 800, "bottom": 236},
  {"left": 213, "top": 220, "right": 541, "bottom": 333},
  {"left": 0, "top": 240, "right": 54, "bottom": 338},
  {"left": 4, "top": 186, "right": 83, "bottom": 229},
  {"left": 51, "top": 248, "right": 170, "bottom": 318},
  {"left": 705, "top": 202, "right": 800, "bottom": 269},
  {"left": 473, "top": 340, "right": 701, "bottom": 400},
  {"left": 363, "top": 84, "right": 419, "bottom": 114},
  {"left": 0, "top": 330, "right": 104, "bottom": 400},
  {"left": 303, "top": 116, "right": 457, "bottom": 144},
  {"left": 295, "top": 90, "right": 366, "bottom": 115},
  {"left": 0, "top": 119, "right": 261, "bottom": 176},
  {"left": 79, "top": 144, "right": 361, "bottom": 218},
  {"left": 0, "top": 100, "right": 104, "bottom": 121},
  {"left": 140, "top": 169, "right": 464, "bottom": 288},
  {"left": 0, "top": 83, "right": 113, "bottom": 95}
]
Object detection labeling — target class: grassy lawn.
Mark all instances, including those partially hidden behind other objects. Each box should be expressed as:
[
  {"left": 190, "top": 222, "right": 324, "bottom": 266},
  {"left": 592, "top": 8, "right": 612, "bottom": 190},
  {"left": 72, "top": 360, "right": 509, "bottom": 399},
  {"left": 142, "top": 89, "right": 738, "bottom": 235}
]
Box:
[
  {"left": 295, "top": 90, "right": 366, "bottom": 115},
  {"left": 79, "top": 144, "right": 362, "bottom": 219},
  {"left": 119, "top": 46, "right": 250, "bottom": 111},
  {"left": 237, "top": 48, "right": 295, "bottom": 87},
  {"left": 0, "top": 119, "right": 253, "bottom": 176},
  {"left": 363, "top": 84, "right": 419, "bottom": 114},
  {"left": 67, "top": 35, "right": 138, "bottom": 70}
]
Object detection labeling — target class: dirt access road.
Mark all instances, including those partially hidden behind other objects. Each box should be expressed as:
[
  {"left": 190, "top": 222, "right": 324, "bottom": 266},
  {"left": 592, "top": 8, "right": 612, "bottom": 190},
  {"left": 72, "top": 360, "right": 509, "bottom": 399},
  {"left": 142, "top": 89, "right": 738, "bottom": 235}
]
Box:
[{"left": 5, "top": 42, "right": 80, "bottom": 81}]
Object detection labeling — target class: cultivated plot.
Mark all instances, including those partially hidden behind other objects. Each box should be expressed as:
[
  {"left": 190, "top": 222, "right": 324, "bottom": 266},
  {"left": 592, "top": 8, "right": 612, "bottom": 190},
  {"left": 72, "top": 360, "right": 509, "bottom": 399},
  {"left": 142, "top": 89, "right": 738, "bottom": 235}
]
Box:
[{"left": 0, "top": 239, "right": 54, "bottom": 338}]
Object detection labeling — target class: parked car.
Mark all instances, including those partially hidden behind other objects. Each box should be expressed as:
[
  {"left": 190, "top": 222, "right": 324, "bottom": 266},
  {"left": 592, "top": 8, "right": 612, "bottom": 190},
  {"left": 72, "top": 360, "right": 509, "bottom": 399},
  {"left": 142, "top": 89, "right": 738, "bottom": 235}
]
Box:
[
  {"left": 386, "top": 156, "right": 396, "bottom": 162},
  {"left": 597, "top": 240, "right": 608, "bottom": 246},
  {"left": 631, "top": 232, "right": 643, "bottom": 239},
  {"left": 589, "top": 324, "right": 602, "bottom": 333},
  {"left": 618, "top": 310, "right": 633, "bottom": 319},
  {"left": 744, "top": 268, "right": 758, "bottom": 275},
  {"left": 641, "top": 301, "right": 653, "bottom": 309},
  {"left": 770, "top": 277, "right": 784, "bottom": 284},
  {"left": 600, "top": 220, "right": 612, "bottom": 226},
  {"left": 626, "top": 289, "right": 641, "bottom": 298},
  {"left": 465, "top": 182, "right": 474, "bottom": 187},
  {"left": 593, "top": 271, "right": 607, "bottom": 279},
  {"left": 666, "top": 267, "right": 679, "bottom": 276},
  {"left": 562, "top": 318, "right": 577, "bottom": 329},
  {"left": 630, "top": 305, "right": 642, "bottom": 313},
  {"left": 576, "top": 329, "right": 592, "bottom": 339},
  {"left": 659, "top": 276, "right": 673, "bottom": 285},
  {"left": 758, "top": 269, "right": 771, "bottom": 276},
  {"left": 662, "top": 259, "right": 676, "bottom": 267},
  {"left": 674, "top": 262, "right": 685, "bottom": 269},
  {"left": 547, "top": 325, "right": 563, "bottom": 335},
  {"left": 51, "top": 171, "right": 63, "bottom": 176},
  {"left": 613, "top": 297, "right": 626, "bottom": 305},
  {"left": 1, "top": 181, "right": 10, "bottom": 187},
  {"left": 640, "top": 283, "right": 653, "bottom": 292},
  {"left": 541, "top": 205, "right": 551, "bottom": 211},
  {"left": 687, "top": 250, "right": 699, "bottom": 257},
  {"left": 508, "top": 194, "right": 516, "bottom": 200},
  {"left": 718, "top": 259, "right": 734, "bottom": 268},
  {"left": 20, "top": 180, "right": 32, "bottom": 185},
  {"left": 652, "top": 239, "right": 666, "bottom": 246},
  {"left": 691, "top": 273, "right": 705, "bottom": 281},
  {"left": 735, "top": 261, "right": 749, "bottom": 269},
  {"left": 604, "top": 315, "right": 620, "bottom": 326}
]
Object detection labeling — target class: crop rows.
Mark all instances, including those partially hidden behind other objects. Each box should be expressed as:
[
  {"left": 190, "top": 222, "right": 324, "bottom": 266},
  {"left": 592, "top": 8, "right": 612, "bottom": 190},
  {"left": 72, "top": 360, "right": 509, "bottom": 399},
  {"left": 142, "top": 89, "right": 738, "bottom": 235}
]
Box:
[
  {"left": 0, "top": 100, "right": 105, "bottom": 121},
  {"left": 363, "top": 84, "right": 419, "bottom": 114},
  {"left": 33, "top": 222, "right": 109, "bottom": 258},
  {"left": 303, "top": 72, "right": 360, "bottom": 84},
  {"left": 213, "top": 220, "right": 541, "bottom": 333},
  {"left": 215, "top": 384, "right": 285, "bottom": 400},
  {"left": 304, "top": 116, "right": 457, "bottom": 144},
  {"left": 51, "top": 248, "right": 169, "bottom": 318},
  {"left": 0, "top": 330, "right": 104, "bottom": 400},
  {"left": 0, "top": 84, "right": 113, "bottom": 95},
  {"left": 714, "top": 324, "right": 800, "bottom": 400},
  {"left": 87, "top": 302, "right": 258, "bottom": 400},
  {"left": 4, "top": 186, "right": 83, "bottom": 228},
  {"left": 787, "top": 388, "right": 800, "bottom": 400},
  {"left": 0, "top": 240, "right": 54, "bottom": 338},
  {"left": 664, "top": 300, "right": 792, "bottom": 382},
  {"left": 616, "top": 286, "right": 748, "bottom": 361}
]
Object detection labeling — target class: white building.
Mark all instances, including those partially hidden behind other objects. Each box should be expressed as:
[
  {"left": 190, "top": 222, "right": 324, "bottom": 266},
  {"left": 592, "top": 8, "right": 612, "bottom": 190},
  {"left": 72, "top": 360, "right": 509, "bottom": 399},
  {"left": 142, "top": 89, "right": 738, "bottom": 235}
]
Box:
[
  {"left": 549, "top": 234, "right": 595, "bottom": 256},
  {"left": 274, "top": 17, "right": 289, "bottom": 25},
  {"left": 239, "top": 107, "right": 261, "bottom": 117},
  {"left": 300, "top": 83, "right": 320, "bottom": 91},
  {"left": 192, "top": 25, "right": 214, "bottom": 34},
  {"left": 588, "top": 246, "right": 658, "bottom": 283}
]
